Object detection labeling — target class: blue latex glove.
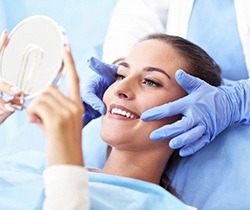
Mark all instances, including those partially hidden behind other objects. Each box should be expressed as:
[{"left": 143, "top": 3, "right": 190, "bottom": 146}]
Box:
[
  {"left": 141, "top": 70, "right": 250, "bottom": 156},
  {"left": 82, "top": 57, "right": 117, "bottom": 125}
]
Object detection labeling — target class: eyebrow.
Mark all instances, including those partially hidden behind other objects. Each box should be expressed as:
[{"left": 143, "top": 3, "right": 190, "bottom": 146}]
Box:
[{"left": 119, "top": 61, "right": 171, "bottom": 79}]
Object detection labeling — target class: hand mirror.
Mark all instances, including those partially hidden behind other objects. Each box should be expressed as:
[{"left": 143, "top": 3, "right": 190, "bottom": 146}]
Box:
[{"left": 0, "top": 15, "right": 67, "bottom": 110}]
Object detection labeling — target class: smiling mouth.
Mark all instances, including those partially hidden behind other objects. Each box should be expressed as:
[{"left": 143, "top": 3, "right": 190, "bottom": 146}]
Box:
[{"left": 109, "top": 105, "right": 140, "bottom": 119}]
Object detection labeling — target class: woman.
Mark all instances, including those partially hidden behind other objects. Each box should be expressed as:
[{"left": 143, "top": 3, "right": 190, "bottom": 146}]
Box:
[
  {"left": 21, "top": 34, "right": 220, "bottom": 210},
  {"left": 0, "top": 31, "right": 221, "bottom": 209}
]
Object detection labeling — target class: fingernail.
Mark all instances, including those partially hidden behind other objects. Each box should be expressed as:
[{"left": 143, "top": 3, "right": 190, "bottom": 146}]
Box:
[
  {"left": 4, "top": 103, "right": 15, "bottom": 112},
  {"left": 10, "top": 86, "right": 21, "bottom": 94},
  {"left": 1, "top": 29, "right": 8, "bottom": 35},
  {"left": 65, "top": 44, "right": 71, "bottom": 52}
]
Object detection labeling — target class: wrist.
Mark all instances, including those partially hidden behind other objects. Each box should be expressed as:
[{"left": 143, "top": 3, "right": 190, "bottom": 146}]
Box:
[
  {"left": 46, "top": 140, "right": 83, "bottom": 167},
  {"left": 222, "top": 79, "right": 250, "bottom": 125},
  {"left": 235, "top": 79, "right": 250, "bottom": 124}
]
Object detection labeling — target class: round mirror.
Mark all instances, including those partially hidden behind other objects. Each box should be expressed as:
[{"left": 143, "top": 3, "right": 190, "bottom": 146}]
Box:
[{"left": 0, "top": 15, "right": 66, "bottom": 108}]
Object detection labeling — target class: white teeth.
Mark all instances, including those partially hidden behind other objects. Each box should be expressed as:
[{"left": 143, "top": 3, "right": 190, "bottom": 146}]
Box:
[
  {"left": 126, "top": 112, "right": 131, "bottom": 118},
  {"left": 111, "top": 108, "right": 136, "bottom": 119}
]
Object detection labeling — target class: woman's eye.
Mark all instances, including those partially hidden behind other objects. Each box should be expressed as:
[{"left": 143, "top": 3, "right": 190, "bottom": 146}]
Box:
[
  {"left": 143, "top": 78, "right": 161, "bottom": 87},
  {"left": 113, "top": 73, "right": 125, "bottom": 81}
]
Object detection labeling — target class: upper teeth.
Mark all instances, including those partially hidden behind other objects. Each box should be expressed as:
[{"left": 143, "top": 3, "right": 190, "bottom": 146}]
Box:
[{"left": 111, "top": 108, "right": 135, "bottom": 119}]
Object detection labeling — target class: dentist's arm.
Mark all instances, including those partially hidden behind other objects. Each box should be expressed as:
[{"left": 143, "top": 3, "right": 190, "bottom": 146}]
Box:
[
  {"left": 141, "top": 70, "right": 250, "bottom": 156},
  {"left": 102, "top": 0, "right": 169, "bottom": 63}
]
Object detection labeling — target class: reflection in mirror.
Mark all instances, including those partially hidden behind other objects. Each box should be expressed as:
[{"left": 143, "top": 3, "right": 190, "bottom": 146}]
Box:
[{"left": 0, "top": 15, "right": 67, "bottom": 110}]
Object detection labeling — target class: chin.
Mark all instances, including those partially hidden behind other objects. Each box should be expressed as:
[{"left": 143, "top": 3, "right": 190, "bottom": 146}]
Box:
[{"left": 100, "top": 126, "right": 124, "bottom": 146}]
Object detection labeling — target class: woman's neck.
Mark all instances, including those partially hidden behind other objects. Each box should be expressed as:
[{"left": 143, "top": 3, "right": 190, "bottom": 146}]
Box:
[{"left": 101, "top": 147, "right": 172, "bottom": 185}]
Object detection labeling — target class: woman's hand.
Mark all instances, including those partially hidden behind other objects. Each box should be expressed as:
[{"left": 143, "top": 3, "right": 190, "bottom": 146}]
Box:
[
  {"left": 26, "top": 45, "right": 85, "bottom": 166},
  {"left": 0, "top": 30, "right": 21, "bottom": 124}
]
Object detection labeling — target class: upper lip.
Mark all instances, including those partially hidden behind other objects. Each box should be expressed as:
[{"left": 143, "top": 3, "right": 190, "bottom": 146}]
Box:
[{"left": 109, "top": 104, "right": 140, "bottom": 119}]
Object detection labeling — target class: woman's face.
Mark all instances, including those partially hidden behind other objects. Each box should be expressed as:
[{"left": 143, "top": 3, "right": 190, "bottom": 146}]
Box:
[{"left": 101, "top": 39, "right": 188, "bottom": 152}]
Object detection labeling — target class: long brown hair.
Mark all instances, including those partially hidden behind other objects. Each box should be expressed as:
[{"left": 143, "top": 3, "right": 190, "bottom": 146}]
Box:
[{"left": 141, "top": 34, "right": 222, "bottom": 196}]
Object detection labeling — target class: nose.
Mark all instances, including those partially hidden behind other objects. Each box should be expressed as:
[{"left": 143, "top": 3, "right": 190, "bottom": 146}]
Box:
[{"left": 113, "top": 78, "right": 135, "bottom": 100}]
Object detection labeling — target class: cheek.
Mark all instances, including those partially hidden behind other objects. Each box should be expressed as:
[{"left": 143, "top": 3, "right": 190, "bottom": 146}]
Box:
[
  {"left": 146, "top": 115, "right": 181, "bottom": 134},
  {"left": 164, "top": 86, "right": 187, "bottom": 103},
  {"left": 140, "top": 91, "right": 185, "bottom": 114},
  {"left": 102, "top": 86, "right": 112, "bottom": 106},
  {"left": 139, "top": 88, "right": 185, "bottom": 132}
]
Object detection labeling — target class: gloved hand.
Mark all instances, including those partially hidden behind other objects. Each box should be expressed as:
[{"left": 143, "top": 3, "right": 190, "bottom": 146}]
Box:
[
  {"left": 82, "top": 57, "right": 117, "bottom": 125},
  {"left": 141, "top": 69, "right": 250, "bottom": 156}
]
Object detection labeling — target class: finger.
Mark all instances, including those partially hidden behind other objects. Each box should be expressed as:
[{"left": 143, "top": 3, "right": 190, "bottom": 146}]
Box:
[
  {"left": 142, "top": 71, "right": 207, "bottom": 121},
  {"left": 0, "top": 112, "right": 13, "bottom": 124},
  {"left": 83, "top": 91, "right": 106, "bottom": 114},
  {"left": 169, "top": 124, "right": 206, "bottom": 149},
  {"left": 179, "top": 133, "right": 210, "bottom": 157},
  {"left": 82, "top": 102, "right": 103, "bottom": 125},
  {"left": 81, "top": 75, "right": 107, "bottom": 114},
  {"left": 141, "top": 98, "right": 187, "bottom": 121},
  {"left": 0, "top": 79, "right": 21, "bottom": 96},
  {"left": 149, "top": 116, "right": 195, "bottom": 140},
  {"left": 0, "top": 30, "right": 8, "bottom": 51},
  {"left": 63, "top": 45, "right": 80, "bottom": 102},
  {"left": 27, "top": 87, "right": 71, "bottom": 124},
  {"left": 26, "top": 96, "right": 54, "bottom": 124},
  {"left": 44, "top": 85, "right": 75, "bottom": 108},
  {"left": 0, "top": 102, "right": 14, "bottom": 124},
  {"left": 88, "top": 57, "right": 117, "bottom": 82},
  {"left": 44, "top": 86, "right": 84, "bottom": 125},
  {"left": 0, "top": 94, "right": 16, "bottom": 114},
  {"left": 83, "top": 75, "right": 103, "bottom": 94},
  {"left": 175, "top": 69, "right": 204, "bottom": 94}
]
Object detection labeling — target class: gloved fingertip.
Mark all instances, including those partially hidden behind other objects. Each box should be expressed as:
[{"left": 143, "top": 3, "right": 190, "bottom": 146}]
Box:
[
  {"left": 150, "top": 131, "right": 164, "bottom": 141},
  {"left": 89, "top": 56, "right": 97, "bottom": 62},
  {"left": 140, "top": 113, "right": 150, "bottom": 121},
  {"left": 87, "top": 56, "right": 93, "bottom": 64},
  {"left": 87, "top": 57, "right": 99, "bottom": 68},
  {"left": 141, "top": 111, "right": 158, "bottom": 121},
  {"left": 179, "top": 146, "right": 194, "bottom": 157},
  {"left": 169, "top": 139, "right": 182, "bottom": 149},
  {"left": 99, "top": 106, "right": 107, "bottom": 115},
  {"left": 175, "top": 69, "right": 185, "bottom": 81}
]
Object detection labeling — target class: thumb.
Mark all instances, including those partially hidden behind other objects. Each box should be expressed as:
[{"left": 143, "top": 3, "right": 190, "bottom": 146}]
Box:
[{"left": 175, "top": 69, "right": 204, "bottom": 94}]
